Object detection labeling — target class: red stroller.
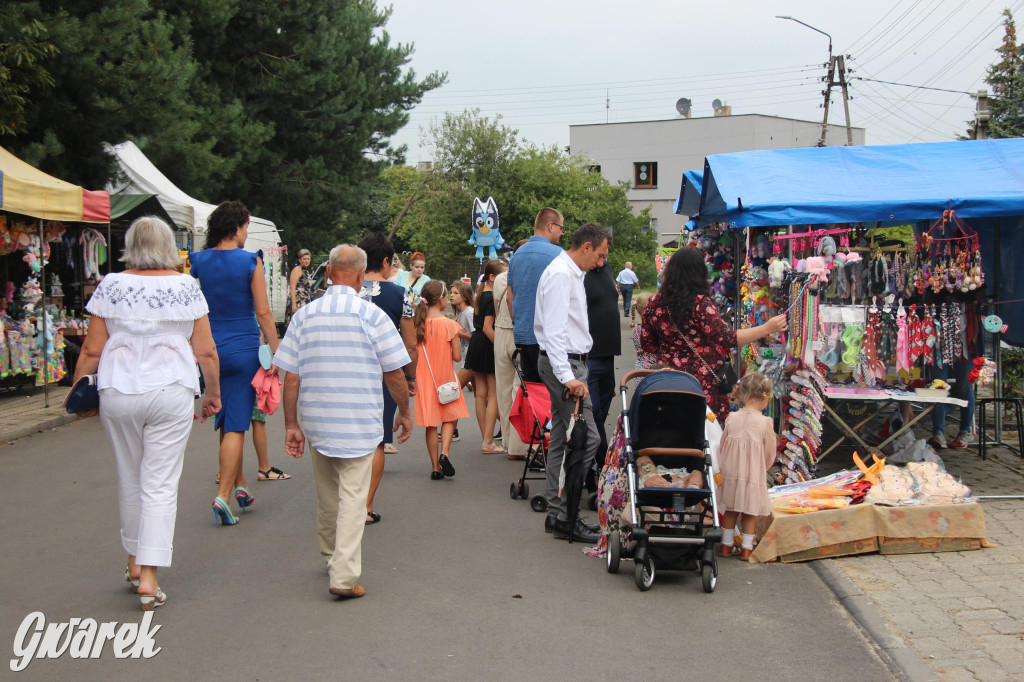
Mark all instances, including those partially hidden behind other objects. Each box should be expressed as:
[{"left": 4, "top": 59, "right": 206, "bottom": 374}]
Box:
[{"left": 508, "top": 350, "right": 551, "bottom": 512}]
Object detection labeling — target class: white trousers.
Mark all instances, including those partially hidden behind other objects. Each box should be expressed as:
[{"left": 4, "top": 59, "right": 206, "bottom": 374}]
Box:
[{"left": 100, "top": 385, "right": 195, "bottom": 567}]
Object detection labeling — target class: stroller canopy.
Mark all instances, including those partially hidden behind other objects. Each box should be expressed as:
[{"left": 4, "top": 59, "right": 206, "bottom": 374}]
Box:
[{"left": 628, "top": 371, "right": 709, "bottom": 452}]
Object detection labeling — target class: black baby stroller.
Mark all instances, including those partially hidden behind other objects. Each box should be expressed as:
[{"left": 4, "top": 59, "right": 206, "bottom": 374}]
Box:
[
  {"left": 606, "top": 369, "right": 722, "bottom": 592},
  {"left": 508, "top": 349, "right": 550, "bottom": 512}
]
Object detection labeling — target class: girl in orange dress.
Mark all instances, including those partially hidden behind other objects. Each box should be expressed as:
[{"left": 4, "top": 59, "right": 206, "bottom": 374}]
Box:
[
  {"left": 717, "top": 372, "right": 776, "bottom": 560},
  {"left": 414, "top": 280, "right": 470, "bottom": 479}
]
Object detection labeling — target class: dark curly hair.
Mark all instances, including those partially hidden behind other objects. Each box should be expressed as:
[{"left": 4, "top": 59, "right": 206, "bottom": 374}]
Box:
[
  {"left": 659, "top": 247, "right": 710, "bottom": 330},
  {"left": 204, "top": 201, "right": 250, "bottom": 249}
]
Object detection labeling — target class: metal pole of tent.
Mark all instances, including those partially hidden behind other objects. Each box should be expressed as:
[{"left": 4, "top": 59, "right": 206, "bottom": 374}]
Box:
[
  {"left": 39, "top": 219, "right": 48, "bottom": 408},
  {"left": 994, "top": 217, "right": 1002, "bottom": 437}
]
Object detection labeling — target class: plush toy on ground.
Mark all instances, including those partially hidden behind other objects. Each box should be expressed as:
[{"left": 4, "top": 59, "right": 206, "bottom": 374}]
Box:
[{"left": 468, "top": 197, "right": 505, "bottom": 260}]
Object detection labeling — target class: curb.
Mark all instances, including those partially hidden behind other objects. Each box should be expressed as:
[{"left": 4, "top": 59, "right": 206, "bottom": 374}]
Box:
[
  {"left": 813, "top": 560, "right": 939, "bottom": 682},
  {"left": 0, "top": 413, "right": 80, "bottom": 446}
]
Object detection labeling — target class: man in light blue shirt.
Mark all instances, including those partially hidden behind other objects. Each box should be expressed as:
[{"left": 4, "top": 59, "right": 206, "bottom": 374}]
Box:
[
  {"left": 275, "top": 244, "right": 412, "bottom": 600},
  {"left": 615, "top": 262, "right": 640, "bottom": 317},
  {"left": 507, "top": 207, "right": 563, "bottom": 383}
]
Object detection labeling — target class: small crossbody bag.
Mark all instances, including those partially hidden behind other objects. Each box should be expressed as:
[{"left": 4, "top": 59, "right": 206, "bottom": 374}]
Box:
[
  {"left": 420, "top": 345, "right": 460, "bottom": 404},
  {"left": 682, "top": 335, "right": 738, "bottom": 394}
]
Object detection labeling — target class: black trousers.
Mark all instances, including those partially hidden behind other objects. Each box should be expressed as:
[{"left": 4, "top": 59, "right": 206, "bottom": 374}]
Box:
[
  {"left": 514, "top": 343, "right": 542, "bottom": 384},
  {"left": 586, "top": 355, "right": 616, "bottom": 468}
]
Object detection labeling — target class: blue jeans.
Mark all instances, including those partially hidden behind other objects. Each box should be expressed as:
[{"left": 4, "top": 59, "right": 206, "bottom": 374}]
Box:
[
  {"left": 620, "top": 285, "right": 634, "bottom": 316},
  {"left": 930, "top": 359, "right": 975, "bottom": 435}
]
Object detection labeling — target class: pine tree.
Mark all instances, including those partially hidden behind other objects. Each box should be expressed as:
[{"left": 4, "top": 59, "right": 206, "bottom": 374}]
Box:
[
  {"left": 983, "top": 9, "right": 1024, "bottom": 138},
  {"left": 154, "top": 0, "right": 445, "bottom": 251}
]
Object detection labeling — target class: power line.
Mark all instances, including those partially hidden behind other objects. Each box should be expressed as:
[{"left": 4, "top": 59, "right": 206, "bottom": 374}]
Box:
[
  {"left": 854, "top": 0, "right": 929, "bottom": 62},
  {"left": 853, "top": 6, "right": 1011, "bottom": 129},
  {"left": 853, "top": 77, "right": 972, "bottom": 95},
  {"left": 843, "top": 0, "right": 907, "bottom": 54},
  {"left": 421, "top": 64, "right": 818, "bottom": 97},
  {"left": 866, "top": 0, "right": 975, "bottom": 74}
]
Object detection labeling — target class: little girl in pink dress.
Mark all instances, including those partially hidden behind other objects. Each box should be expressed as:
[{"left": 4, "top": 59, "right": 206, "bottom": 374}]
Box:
[{"left": 717, "top": 372, "right": 776, "bottom": 560}]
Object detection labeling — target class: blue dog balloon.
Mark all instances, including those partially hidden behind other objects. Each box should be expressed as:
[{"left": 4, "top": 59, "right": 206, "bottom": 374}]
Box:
[{"left": 468, "top": 197, "right": 504, "bottom": 260}]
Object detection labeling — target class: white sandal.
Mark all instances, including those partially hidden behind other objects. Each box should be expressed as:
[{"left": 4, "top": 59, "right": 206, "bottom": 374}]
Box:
[
  {"left": 139, "top": 587, "right": 167, "bottom": 611},
  {"left": 124, "top": 566, "right": 139, "bottom": 594}
]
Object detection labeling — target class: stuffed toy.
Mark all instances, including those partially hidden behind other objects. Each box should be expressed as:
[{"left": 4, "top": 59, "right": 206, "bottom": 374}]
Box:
[
  {"left": 468, "top": 196, "right": 505, "bottom": 260},
  {"left": 721, "top": 260, "right": 736, "bottom": 296},
  {"left": 768, "top": 257, "right": 792, "bottom": 289},
  {"left": 816, "top": 236, "right": 837, "bottom": 269}
]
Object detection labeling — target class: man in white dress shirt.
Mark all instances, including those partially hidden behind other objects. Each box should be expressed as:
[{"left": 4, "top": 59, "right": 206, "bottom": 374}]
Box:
[
  {"left": 615, "top": 262, "right": 640, "bottom": 317},
  {"left": 534, "top": 223, "right": 611, "bottom": 542}
]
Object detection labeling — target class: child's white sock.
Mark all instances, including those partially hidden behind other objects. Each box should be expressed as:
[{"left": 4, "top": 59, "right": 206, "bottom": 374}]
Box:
[
  {"left": 741, "top": 533, "right": 755, "bottom": 550},
  {"left": 722, "top": 527, "right": 736, "bottom": 546}
]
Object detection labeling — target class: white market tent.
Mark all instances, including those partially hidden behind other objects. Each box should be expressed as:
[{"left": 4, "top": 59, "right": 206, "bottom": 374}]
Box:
[{"left": 104, "top": 140, "right": 282, "bottom": 254}]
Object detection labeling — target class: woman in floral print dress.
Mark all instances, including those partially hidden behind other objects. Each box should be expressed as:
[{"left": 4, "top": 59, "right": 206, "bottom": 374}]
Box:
[{"left": 640, "top": 247, "right": 787, "bottom": 422}]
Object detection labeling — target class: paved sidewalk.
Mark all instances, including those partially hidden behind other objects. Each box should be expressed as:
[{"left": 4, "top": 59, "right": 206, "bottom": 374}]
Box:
[
  {"left": 828, "top": 445, "right": 1024, "bottom": 682},
  {"left": 0, "top": 385, "right": 78, "bottom": 445}
]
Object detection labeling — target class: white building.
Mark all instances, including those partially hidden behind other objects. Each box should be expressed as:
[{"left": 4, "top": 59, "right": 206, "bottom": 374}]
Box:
[{"left": 569, "top": 114, "right": 866, "bottom": 233}]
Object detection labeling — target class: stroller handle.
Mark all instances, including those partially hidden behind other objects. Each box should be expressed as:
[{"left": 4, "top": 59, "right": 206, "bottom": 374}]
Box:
[{"left": 620, "top": 369, "right": 659, "bottom": 386}]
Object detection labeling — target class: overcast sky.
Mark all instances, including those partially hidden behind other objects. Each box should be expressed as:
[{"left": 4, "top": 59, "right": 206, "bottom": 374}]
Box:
[{"left": 382, "top": 0, "right": 1022, "bottom": 164}]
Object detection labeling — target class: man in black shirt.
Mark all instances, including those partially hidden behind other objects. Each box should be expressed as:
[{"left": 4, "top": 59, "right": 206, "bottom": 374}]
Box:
[{"left": 584, "top": 260, "right": 622, "bottom": 465}]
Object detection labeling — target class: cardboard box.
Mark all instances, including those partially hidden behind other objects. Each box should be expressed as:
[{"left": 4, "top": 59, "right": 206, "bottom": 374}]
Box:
[
  {"left": 878, "top": 536, "right": 982, "bottom": 555},
  {"left": 779, "top": 538, "right": 879, "bottom": 563}
]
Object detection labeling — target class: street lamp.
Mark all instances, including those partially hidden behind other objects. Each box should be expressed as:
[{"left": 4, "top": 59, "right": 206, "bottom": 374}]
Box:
[
  {"left": 777, "top": 15, "right": 842, "bottom": 146},
  {"left": 775, "top": 15, "right": 832, "bottom": 62}
]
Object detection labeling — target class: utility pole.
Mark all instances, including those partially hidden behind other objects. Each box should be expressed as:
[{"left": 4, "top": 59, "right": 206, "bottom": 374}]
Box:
[
  {"left": 973, "top": 89, "right": 990, "bottom": 139},
  {"left": 819, "top": 55, "right": 854, "bottom": 147}
]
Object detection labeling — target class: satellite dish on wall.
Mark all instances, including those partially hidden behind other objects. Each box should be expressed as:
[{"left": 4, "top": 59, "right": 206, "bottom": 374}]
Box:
[
  {"left": 712, "top": 98, "right": 723, "bottom": 112},
  {"left": 675, "top": 97, "right": 692, "bottom": 118}
]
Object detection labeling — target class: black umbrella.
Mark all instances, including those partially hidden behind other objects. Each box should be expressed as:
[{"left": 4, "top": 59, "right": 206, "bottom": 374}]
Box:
[{"left": 558, "top": 394, "right": 590, "bottom": 543}]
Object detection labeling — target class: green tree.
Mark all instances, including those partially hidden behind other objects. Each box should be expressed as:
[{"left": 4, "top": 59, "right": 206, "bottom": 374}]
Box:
[
  {"left": 154, "top": 0, "right": 446, "bottom": 252},
  {"left": 392, "top": 110, "right": 656, "bottom": 284},
  {"left": 0, "top": 5, "right": 59, "bottom": 137},
  {"left": 978, "top": 9, "right": 1024, "bottom": 138},
  {"left": 0, "top": 1, "right": 232, "bottom": 190}
]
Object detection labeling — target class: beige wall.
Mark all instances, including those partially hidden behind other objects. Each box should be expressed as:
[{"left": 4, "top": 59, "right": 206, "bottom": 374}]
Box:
[{"left": 569, "top": 114, "right": 866, "bottom": 233}]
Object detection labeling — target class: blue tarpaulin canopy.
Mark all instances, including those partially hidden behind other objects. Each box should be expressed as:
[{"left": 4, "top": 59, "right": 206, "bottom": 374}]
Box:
[
  {"left": 698, "top": 139, "right": 1024, "bottom": 228},
  {"left": 673, "top": 169, "right": 704, "bottom": 216}
]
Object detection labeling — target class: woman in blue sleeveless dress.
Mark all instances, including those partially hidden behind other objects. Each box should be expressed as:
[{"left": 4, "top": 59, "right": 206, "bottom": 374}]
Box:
[{"left": 190, "top": 201, "right": 280, "bottom": 525}]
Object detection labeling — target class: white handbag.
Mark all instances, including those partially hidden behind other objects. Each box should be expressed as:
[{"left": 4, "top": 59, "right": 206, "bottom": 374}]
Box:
[{"left": 421, "top": 345, "right": 460, "bottom": 405}]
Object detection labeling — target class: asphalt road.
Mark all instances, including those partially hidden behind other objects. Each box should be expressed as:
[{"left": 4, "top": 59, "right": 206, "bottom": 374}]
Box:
[{"left": 0, "top": 317, "right": 899, "bottom": 681}]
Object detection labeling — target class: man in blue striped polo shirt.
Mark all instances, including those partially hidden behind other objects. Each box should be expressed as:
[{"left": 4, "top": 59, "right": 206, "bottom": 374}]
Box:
[{"left": 275, "top": 244, "right": 412, "bottom": 600}]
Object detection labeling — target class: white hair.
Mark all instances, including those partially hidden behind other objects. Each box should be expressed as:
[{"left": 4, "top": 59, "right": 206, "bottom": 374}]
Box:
[
  {"left": 121, "top": 216, "right": 181, "bottom": 270},
  {"left": 328, "top": 244, "right": 367, "bottom": 272}
]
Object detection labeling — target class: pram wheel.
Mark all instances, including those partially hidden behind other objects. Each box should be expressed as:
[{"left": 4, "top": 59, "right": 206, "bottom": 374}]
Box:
[
  {"left": 509, "top": 481, "right": 529, "bottom": 500},
  {"left": 606, "top": 531, "right": 621, "bottom": 574},
  {"left": 587, "top": 492, "right": 598, "bottom": 511},
  {"left": 529, "top": 494, "right": 548, "bottom": 513},
  {"left": 634, "top": 555, "right": 655, "bottom": 591},
  {"left": 509, "top": 483, "right": 518, "bottom": 500},
  {"left": 701, "top": 561, "right": 717, "bottom": 593}
]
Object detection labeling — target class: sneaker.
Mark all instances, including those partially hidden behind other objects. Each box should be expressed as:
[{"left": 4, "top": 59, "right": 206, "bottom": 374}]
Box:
[
  {"left": 949, "top": 432, "right": 974, "bottom": 449},
  {"left": 927, "top": 433, "right": 947, "bottom": 450},
  {"left": 383, "top": 443, "right": 398, "bottom": 454},
  {"left": 452, "top": 429, "right": 460, "bottom": 442}
]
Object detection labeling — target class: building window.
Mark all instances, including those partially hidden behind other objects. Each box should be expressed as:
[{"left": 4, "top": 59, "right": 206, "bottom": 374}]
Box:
[
  {"left": 634, "top": 162, "right": 657, "bottom": 188},
  {"left": 645, "top": 218, "right": 657, "bottom": 234},
  {"left": 587, "top": 164, "right": 602, "bottom": 174}
]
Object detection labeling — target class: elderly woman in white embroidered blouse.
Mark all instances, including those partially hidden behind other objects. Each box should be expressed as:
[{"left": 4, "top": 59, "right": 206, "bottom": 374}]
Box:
[{"left": 73, "top": 216, "right": 221, "bottom": 612}]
